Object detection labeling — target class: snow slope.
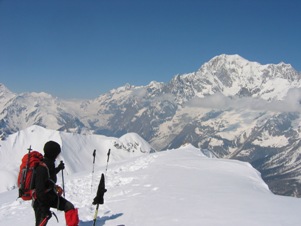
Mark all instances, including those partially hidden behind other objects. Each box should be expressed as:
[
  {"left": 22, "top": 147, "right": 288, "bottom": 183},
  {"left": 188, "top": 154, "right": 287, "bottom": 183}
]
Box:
[
  {"left": 0, "top": 125, "right": 153, "bottom": 193},
  {"left": 1, "top": 144, "right": 301, "bottom": 226}
]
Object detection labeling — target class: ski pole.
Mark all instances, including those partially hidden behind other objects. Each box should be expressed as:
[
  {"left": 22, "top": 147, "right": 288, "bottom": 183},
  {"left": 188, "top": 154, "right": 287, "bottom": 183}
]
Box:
[
  {"left": 92, "top": 173, "right": 106, "bottom": 226},
  {"left": 105, "top": 149, "right": 111, "bottom": 176},
  {"left": 92, "top": 204, "right": 100, "bottom": 226},
  {"left": 61, "top": 160, "right": 65, "bottom": 197},
  {"left": 93, "top": 149, "right": 96, "bottom": 172},
  {"left": 91, "top": 149, "right": 96, "bottom": 193},
  {"left": 92, "top": 149, "right": 110, "bottom": 225}
]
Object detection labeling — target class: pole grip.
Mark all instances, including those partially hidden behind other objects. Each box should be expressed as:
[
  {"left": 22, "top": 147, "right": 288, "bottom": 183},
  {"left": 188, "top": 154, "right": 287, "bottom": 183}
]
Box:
[
  {"left": 93, "top": 149, "right": 96, "bottom": 164},
  {"left": 60, "top": 160, "right": 65, "bottom": 197}
]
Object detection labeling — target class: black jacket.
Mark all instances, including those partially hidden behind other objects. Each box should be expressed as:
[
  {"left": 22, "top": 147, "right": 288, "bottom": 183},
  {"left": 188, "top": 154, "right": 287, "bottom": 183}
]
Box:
[{"left": 34, "top": 157, "right": 60, "bottom": 205}]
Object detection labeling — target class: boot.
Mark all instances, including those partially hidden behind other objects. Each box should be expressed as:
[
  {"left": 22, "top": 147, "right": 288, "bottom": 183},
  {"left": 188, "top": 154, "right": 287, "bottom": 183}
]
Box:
[{"left": 65, "top": 208, "right": 79, "bottom": 226}]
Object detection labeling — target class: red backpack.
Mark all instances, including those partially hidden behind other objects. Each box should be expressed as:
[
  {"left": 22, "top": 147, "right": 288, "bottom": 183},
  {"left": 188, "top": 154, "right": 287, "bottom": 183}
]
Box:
[{"left": 17, "top": 148, "right": 48, "bottom": 201}]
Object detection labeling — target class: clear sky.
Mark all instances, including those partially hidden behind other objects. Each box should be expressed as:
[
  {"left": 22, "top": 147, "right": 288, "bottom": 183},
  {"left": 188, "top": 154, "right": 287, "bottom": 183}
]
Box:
[{"left": 0, "top": 0, "right": 300, "bottom": 99}]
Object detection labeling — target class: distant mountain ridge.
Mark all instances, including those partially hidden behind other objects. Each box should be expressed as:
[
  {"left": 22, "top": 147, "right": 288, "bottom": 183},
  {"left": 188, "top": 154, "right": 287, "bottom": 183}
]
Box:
[{"left": 1, "top": 54, "right": 301, "bottom": 197}]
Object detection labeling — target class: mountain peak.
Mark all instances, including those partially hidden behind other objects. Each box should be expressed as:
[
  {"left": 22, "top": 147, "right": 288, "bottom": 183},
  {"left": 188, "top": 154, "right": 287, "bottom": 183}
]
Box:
[
  {"left": 0, "top": 83, "right": 14, "bottom": 97},
  {"left": 212, "top": 54, "right": 247, "bottom": 62},
  {"left": 204, "top": 54, "right": 296, "bottom": 73},
  {"left": 202, "top": 54, "right": 256, "bottom": 71},
  {"left": 0, "top": 83, "right": 15, "bottom": 108}
]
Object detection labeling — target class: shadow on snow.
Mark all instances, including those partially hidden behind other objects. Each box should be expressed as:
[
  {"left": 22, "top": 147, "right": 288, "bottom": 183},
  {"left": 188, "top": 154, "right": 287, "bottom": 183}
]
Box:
[{"left": 79, "top": 213, "right": 124, "bottom": 226}]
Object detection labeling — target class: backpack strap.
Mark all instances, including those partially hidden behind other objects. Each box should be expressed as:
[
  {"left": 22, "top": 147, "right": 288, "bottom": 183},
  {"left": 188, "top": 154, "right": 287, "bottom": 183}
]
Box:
[
  {"left": 39, "top": 162, "right": 54, "bottom": 192},
  {"left": 32, "top": 162, "right": 52, "bottom": 200},
  {"left": 39, "top": 162, "right": 50, "bottom": 179}
]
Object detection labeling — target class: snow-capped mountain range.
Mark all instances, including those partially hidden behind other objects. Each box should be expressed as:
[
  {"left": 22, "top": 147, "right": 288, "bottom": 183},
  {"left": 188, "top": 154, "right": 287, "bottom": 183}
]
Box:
[{"left": 1, "top": 54, "right": 301, "bottom": 197}]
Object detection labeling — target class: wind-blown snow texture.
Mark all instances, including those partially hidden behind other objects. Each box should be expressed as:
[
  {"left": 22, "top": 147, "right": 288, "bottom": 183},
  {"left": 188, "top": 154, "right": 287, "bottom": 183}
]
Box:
[{"left": 1, "top": 127, "right": 301, "bottom": 225}]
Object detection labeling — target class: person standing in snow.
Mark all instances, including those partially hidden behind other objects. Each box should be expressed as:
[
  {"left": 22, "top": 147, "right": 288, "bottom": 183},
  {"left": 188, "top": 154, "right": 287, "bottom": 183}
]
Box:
[{"left": 33, "top": 141, "right": 79, "bottom": 226}]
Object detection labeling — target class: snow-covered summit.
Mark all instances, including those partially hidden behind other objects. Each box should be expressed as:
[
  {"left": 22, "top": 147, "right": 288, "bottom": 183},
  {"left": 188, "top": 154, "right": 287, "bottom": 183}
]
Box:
[
  {"left": 0, "top": 83, "right": 15, "bottom": 108},
  {"left": 189, "top": 54, "right": 301, "bottom": 99},
  {"left": 202, "top": 54, "right": 254, "bottom": 69},
  {"left": 202, "top": 54, "right": 295, "bottom": 75},
  {"left": 0, "top": 83, "right": 14, "bottom": 96}
]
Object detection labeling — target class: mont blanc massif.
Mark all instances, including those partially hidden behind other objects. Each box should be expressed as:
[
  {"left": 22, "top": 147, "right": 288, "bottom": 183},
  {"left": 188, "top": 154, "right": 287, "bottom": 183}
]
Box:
[{"left": 1, "top": 54, "right": 301, "bottom": 197}]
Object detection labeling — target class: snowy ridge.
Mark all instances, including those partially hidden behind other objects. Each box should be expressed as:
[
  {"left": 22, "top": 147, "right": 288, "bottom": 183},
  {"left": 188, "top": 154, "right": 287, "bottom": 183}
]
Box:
[
  {"left": 1, "top": 144, "right": 301, "bottom": 225},
  {"left": 0, "top": 125, "right": 154, "bottom": 193}
]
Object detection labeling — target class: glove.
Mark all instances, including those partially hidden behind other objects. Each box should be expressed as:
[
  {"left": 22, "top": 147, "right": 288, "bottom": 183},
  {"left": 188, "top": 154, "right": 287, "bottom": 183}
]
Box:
[
  {"left": 55, "top": 185, "right": 64, "bottom": 197},
  {"left": 92, "top": 174, "right": 107, "bottom": 205},
  {"left": 57, "top": 161, "right": 65, "bottom": 170},
  {"left": 92, "top": 188, "right": 107, "bottom": 205}
]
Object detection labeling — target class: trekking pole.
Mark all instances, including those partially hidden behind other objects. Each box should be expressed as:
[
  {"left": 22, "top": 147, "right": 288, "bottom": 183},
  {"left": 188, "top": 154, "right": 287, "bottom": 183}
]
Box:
[
  {"left": 91, "top": 149, "right": 96, "bottom": 193},
  {"left": 105, "top": 149, "right": 111, "bottom": 176},
  {"left": 61, "top": 160, "right": 65, "bottom": 197},
  {"left": 92, "top": 149, "right": 110, "bottom": 226},
  {"left": 92, "top": 204, "right": 99, "bottom": 226}
]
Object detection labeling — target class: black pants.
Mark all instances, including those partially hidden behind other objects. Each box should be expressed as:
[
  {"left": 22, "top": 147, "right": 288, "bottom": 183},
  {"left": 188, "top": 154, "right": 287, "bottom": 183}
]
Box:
[{"left": 33, "top": 194, "right": 74, "bottom": 226}]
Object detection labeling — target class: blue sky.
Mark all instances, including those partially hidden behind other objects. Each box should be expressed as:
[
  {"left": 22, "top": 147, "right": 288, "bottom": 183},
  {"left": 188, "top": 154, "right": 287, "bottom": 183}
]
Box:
[{"left": 0, "top": 0, "right": 300, "bottom": 99}]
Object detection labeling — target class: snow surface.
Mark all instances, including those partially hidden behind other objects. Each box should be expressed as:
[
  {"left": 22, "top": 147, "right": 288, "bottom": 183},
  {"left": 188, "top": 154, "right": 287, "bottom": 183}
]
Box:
[
  {"left": 0, "top": 125, "right": 153, "bottom": 193},
  {"left": 1, "top": 128, "right": 301, "bottom": 225}
]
